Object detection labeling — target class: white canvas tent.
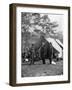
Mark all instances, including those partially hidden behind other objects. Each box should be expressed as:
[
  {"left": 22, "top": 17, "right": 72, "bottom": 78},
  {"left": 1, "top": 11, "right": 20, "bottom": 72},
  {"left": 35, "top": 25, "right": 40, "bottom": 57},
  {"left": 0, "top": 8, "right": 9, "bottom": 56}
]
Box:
[
  {"left": 56, "top": 39, "right": 63, "bottom": 49},
  {"left": 45, "top": 37, "right": 63, "bottom": 58}
]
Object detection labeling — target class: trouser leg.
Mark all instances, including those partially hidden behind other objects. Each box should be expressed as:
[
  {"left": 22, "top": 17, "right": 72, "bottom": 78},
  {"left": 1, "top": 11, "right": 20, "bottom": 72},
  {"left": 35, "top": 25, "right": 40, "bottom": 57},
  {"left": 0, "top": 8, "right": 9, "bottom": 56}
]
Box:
[
  {"left": 42, "top": 58, "right": 46, "bottom": 64},
  {"left": 32, "top": 59, "right": 34, "bottom": 64},
  {"left": 49, "top": 58, "right": 52, "bottom": 64},
  {"left": 30, "top": 57, "right": 34, "bottom": 64}
]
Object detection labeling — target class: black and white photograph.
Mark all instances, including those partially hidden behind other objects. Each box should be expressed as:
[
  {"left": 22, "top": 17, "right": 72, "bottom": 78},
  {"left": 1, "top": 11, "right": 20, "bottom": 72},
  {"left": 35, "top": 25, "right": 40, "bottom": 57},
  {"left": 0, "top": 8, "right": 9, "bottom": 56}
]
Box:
[
  {"left": 9, "top": 4, "right": 70, "bottom": 86},
  {"left": 21, "top": 12, "right": 64, "bottom": 77}
]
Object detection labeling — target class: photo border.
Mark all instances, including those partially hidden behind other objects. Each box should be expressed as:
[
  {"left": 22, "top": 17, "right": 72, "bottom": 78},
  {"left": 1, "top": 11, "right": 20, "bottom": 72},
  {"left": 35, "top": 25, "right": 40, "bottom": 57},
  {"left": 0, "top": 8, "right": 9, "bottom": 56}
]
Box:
[{"left": 9, "top": 3, "right": 70, "bottom": 86}]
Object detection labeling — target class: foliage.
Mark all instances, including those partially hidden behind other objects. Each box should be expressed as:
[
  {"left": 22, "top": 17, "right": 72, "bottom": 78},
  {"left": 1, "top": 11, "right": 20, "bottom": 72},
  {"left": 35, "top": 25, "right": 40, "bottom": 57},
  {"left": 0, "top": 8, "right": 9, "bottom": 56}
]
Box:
[
  {"left": 21, "top": 13, "right": 60, "bottom": 50},
  {"left": 21, "top": 13, "right": 59, "bottom": 36}
]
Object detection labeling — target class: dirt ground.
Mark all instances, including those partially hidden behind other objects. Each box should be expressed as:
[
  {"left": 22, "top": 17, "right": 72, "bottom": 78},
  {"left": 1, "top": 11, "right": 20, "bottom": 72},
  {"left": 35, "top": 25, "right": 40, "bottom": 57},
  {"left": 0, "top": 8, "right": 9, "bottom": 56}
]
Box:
[{"left": 21, "top": 60, "right": 63, "bottom": 77}]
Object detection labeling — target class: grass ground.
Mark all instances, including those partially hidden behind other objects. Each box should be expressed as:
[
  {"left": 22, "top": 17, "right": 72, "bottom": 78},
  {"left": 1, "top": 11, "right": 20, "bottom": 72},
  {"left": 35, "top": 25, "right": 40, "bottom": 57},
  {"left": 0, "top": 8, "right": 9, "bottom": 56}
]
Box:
[{"left": 21, "top": 60, "right": 63, "bottom": 77}]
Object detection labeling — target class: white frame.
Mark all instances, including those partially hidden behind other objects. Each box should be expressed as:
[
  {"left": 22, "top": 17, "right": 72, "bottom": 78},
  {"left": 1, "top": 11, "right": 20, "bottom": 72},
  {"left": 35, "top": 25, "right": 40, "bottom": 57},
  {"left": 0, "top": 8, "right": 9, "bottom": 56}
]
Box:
[{"left": 16, "top": 6, "right": 69, "bottom": 84}]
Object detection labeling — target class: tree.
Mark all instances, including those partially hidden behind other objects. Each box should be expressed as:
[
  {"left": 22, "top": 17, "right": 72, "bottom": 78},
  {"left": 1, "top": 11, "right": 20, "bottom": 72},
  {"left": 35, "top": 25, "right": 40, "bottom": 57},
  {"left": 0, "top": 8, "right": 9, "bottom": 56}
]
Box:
[{"left": 21, "top": 12, "right": 59, "bottom": 50}]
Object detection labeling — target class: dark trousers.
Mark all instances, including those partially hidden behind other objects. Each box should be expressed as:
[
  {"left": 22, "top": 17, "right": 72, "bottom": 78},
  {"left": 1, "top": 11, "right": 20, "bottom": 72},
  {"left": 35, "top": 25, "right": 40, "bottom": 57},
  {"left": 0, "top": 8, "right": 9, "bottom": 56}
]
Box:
[
  {"left": 30, "top": 57, "right": 34, "bottom": 64},
  {"left": 42, "top": 57, "right": 46, "bottom": 64},
  {"left": 49, "top": 58, "right": 52, "bottom": 64}
]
